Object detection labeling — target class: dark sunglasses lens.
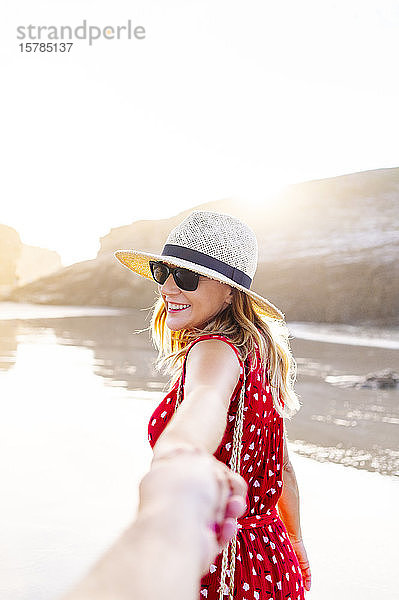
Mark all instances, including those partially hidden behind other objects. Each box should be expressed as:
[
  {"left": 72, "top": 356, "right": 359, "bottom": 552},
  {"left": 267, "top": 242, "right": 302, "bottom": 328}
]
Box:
[
  {"left": 173, "top": 268, "right": 199, "bottom": 291},
  {"left": 150, "top": 262, "right": 169, "bottom": 284}
]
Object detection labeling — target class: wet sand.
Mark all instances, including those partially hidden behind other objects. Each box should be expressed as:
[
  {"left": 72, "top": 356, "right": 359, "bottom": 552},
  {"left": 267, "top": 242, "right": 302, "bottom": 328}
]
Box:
[
  {"left": 290, "top": 453, "right": 399, "bottom": 600},
  {"left": 287, "top": 337, "right": 399, "bottom": 476}
]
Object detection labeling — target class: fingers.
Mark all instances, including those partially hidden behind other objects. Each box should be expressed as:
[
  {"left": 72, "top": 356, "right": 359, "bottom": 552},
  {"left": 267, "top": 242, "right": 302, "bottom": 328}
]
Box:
[
  {"left": 211, "top": 461, "right": 247, "bottom": 527},
  {"left": 300, "top": 564, "right": 311, "bottom": 591},
  {"left": 208, "top": 463, "right": 247, "bottom": 553},
  {"left": 212, "top": 465, "right": 230, "bottom": 526},
  {"left": 226, "top": 468, "right": 248, "bottom": 499},
  {"left": 214, "top": 495, "right": 246, "bottom": 549},
  {"left": 218, "top": 517, "right": 238, "bottom": 548},
  {"left": 225, "top": 495, "right": 246, "bottom": 520}
]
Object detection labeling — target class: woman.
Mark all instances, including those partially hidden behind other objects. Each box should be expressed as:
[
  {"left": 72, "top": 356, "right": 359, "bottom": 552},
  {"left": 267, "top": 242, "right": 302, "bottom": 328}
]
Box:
[{"left": 114, "top": 210, "right": 311, "bottom": 600}]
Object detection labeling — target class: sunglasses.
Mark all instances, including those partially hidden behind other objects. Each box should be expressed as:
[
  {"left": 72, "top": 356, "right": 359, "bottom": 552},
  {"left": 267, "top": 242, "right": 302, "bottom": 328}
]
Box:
[{"left": 149, "top": 261, "right": 200, "bottom": 291}]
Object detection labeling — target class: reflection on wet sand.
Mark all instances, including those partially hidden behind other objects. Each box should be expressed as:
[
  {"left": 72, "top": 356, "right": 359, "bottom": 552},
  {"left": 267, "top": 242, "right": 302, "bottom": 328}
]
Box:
[
  {"left": 14, "top": 313, "right": 168, "bottom": 392},
  {"left": 0, "top": 321, "right": 18, "bottom": 371},
  {"left": 1, "top": 311, "right": 398, "bottom": 476},
  {"left": 288, "top": 338, "right": 399, "bottom": 476}
]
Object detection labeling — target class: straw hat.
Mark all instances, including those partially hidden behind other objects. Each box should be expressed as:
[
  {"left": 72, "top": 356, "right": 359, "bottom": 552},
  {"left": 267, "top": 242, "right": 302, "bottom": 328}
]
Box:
[{"left": 114, "top": 210, "right": 284, "bottom": 320}]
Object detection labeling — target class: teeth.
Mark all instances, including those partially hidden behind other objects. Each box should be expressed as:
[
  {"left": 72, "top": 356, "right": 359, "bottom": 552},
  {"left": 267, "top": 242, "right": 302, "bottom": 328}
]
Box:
[{"left": 168, "top": 303, "right": 190, "bottom": 310}]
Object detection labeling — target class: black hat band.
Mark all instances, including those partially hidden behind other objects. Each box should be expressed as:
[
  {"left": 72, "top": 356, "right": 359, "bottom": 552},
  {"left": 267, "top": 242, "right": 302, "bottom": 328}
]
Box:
[{"left": 161, "top": 244, "right": 252, "bottom": 289}]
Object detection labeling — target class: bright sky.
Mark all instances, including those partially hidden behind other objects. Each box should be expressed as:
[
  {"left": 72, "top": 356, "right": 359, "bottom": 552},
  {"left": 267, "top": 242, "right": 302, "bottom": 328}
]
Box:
[{"left": 2, "top": 0, "right": 399, "bottom": 266}]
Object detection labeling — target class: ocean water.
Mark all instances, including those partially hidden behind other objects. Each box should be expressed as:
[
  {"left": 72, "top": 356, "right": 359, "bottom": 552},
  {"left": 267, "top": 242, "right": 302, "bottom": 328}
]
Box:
[
  {"left": 289, "top": 321, "right": 399, "bottom": 349},
  {"left": 1, "top": 303, "right": 398, "bottom": 600}
]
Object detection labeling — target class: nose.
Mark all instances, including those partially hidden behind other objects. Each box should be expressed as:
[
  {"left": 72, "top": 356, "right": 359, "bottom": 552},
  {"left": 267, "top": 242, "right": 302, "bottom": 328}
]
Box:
[{"left": 160, "top": 274, "right": 180, "bottom": 295}]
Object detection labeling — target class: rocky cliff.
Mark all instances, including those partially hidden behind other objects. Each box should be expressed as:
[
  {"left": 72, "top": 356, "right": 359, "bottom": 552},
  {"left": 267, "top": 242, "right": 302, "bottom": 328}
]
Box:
[
  {"left": 0, "top": 225, "right": 22, "bottom": 290},
  {"left": 17, "top": 244, "right": 62, "bottom": 286},
  {"left": 0, "top": 225, "right": 62, "bottom": 296},
  {"left": 5, "top": 167, "right": 399, "bottom": 325}
]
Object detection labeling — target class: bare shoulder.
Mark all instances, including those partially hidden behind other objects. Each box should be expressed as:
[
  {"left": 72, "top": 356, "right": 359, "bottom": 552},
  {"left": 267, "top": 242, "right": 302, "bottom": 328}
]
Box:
[
  {"left": 185, "top": 338, "right": 241, "bottom": 397},
  {"left": 186, "top": 338, "right": 241, "bottom": 368}
]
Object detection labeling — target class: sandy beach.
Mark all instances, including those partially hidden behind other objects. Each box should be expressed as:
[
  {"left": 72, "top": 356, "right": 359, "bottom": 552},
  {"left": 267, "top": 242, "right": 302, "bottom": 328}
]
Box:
[{"left": 0, "top": 304, "right": 398, "bottom": 599}]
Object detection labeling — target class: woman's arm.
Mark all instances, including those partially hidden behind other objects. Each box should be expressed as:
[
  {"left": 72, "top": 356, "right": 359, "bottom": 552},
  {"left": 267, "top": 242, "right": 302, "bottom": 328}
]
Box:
[
  {"left": 277, "top": 431, "right": 311, "bottom": 591},
  {"left": 152, "top": 339, "right": 241, "bottom": 460},
  {"left": 277, "top": 432, "right": 302, "bottom": 540}
]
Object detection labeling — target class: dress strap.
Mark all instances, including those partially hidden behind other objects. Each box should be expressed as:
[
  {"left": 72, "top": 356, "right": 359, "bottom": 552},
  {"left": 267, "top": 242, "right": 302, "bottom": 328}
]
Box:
[{"left": 175, "top": 334, "right": 244, "bottom": 412}]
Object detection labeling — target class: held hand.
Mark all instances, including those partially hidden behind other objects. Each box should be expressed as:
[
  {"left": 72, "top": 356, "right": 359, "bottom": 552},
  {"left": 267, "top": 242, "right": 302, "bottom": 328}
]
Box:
[
  {"left": 289, "top": 537, "right": 311, "bottom": 592},
  {"left": 144, "top": 447, "right": 247, "bottom": 573}
]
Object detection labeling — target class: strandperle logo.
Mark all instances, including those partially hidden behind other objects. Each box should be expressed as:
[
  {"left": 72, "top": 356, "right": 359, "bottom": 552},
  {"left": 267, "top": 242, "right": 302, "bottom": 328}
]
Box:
[{"left": 16, "top": 20, "right": 146, "bottom": 46}]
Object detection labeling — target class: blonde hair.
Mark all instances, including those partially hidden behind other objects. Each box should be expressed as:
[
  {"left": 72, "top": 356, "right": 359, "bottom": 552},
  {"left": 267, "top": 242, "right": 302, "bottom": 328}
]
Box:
[{"left": 150, "top": 287, "right": 300, "bottom": 418}]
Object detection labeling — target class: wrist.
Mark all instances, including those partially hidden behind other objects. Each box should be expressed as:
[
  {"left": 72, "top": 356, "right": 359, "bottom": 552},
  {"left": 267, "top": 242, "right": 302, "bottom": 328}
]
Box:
[
  {"left": 288, "top": 532, "right": 303, "bottom": 544},
  {"left": 152, "top": 442, "right": 206, "bottom": 463}
]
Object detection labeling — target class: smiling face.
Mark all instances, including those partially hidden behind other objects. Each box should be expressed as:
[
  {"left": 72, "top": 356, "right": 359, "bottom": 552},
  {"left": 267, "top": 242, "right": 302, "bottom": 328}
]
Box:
[{"left": 159, "top": 267, "right": 233, "bottom": 331}]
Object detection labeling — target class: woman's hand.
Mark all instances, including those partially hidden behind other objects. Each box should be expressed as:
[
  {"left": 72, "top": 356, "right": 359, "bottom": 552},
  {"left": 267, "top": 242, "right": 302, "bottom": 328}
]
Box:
[{"left": 289, "top": 537, "right": 311, "bottom": 592}]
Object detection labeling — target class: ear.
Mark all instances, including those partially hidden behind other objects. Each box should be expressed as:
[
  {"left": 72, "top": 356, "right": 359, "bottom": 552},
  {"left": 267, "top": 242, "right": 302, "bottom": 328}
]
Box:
[{"left": 225, "top": 285, "right": 233, "bottom": 305}]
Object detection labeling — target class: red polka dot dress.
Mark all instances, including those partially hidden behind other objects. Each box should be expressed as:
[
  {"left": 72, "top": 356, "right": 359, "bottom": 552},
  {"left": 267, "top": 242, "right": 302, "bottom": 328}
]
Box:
[{"left": 148, "top": 334, "right": 305, "bottom": 600}]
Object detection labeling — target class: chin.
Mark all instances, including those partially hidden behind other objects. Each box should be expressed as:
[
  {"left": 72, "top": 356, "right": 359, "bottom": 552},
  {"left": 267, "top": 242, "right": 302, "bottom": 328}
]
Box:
[{"left": 165, "top": 317, "right": 188, "bottom": 332}]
